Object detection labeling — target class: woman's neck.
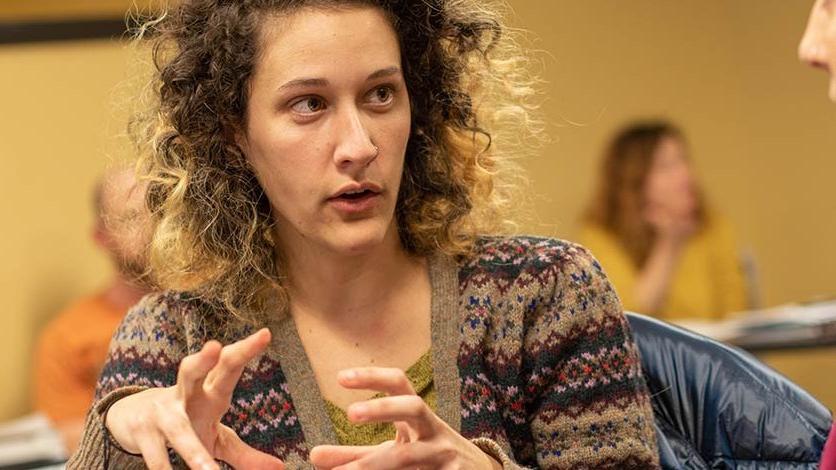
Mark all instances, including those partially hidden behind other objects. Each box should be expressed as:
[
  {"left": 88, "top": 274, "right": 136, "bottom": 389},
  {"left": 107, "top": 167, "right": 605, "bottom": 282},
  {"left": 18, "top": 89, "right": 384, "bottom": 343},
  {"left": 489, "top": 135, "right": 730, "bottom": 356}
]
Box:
[{"left": 279, "top": 227, "right": 427, "bottom": 327}]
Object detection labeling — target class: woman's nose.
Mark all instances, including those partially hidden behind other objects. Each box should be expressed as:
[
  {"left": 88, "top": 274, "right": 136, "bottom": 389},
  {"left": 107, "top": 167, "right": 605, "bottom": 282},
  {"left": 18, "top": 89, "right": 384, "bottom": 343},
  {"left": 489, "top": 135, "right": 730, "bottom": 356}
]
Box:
[
  {"left": 332, "top": 107, "right": 378, "bottom": 169},
  {"left": 799, "top": 37, "right": 827, "bottom": 69},
  {"left": 799, "top": 8, "right": 828, "bottom": 69}
]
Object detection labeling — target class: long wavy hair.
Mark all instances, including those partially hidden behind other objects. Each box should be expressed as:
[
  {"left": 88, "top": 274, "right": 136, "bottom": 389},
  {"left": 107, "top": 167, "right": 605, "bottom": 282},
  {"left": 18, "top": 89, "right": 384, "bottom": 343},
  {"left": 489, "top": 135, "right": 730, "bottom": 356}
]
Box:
[
  {"left": 129, "top": 0, "right": 542, "bottom": 322},
  {"left": 585, "top": 122, "right": 707, "bottom": 268}
]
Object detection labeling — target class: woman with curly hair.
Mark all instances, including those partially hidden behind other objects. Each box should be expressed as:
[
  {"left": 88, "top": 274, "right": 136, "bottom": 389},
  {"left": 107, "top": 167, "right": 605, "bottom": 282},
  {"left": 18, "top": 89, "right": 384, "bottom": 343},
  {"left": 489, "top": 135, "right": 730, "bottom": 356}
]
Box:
[{"left": 69, "top": 0, "right": 660, "bottom": 468}]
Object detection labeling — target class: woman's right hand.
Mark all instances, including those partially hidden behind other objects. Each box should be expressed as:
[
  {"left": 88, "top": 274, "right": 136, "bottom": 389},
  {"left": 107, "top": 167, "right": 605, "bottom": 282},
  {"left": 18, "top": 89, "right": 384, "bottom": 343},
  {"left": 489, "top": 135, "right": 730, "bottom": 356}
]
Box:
[
  {"left": 644, "top": 202, "right": 697, "bottom": 244},
  {"left": 104, "top": 328, "right": 284, "bottom": 470}
]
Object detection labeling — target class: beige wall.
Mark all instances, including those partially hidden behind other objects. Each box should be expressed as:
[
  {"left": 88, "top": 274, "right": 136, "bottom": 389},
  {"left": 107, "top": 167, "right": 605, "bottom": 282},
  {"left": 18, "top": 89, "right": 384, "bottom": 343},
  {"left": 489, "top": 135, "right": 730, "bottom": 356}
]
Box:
[
  {"left": 0, "top": 0, "right": 158, "bottom": 21},
  {"left": 0, "top": 1, "right": 834, "bottom": 420},
  {"left": 0, "top": 40, "right": 137, "bottom": 419},
  {"left": 510, "top": 1, "right": 836, "bottom": 307}
]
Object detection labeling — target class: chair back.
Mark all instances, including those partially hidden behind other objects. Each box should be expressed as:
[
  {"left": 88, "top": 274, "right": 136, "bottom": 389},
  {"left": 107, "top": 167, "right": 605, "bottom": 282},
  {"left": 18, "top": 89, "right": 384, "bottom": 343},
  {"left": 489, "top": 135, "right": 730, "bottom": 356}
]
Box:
[{"left": 626, "top": 312, "right": 832, "bottom": 469}]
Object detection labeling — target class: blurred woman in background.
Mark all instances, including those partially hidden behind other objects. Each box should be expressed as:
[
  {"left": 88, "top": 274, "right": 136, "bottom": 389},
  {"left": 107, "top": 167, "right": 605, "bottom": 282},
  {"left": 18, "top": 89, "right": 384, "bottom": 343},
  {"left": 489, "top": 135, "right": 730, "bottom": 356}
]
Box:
[{"left": 580, "top": 122, "right": 748, "bottom": 319}]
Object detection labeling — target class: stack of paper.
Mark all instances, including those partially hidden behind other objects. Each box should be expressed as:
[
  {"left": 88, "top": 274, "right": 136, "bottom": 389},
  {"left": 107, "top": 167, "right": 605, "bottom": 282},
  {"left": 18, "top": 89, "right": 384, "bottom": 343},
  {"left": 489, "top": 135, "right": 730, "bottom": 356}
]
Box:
[
  {"left": 0, "top": 413, "right": 66, "bottom": 469},
  {"left": 673, "top": 300, "right": 836, "bottom": 350}
]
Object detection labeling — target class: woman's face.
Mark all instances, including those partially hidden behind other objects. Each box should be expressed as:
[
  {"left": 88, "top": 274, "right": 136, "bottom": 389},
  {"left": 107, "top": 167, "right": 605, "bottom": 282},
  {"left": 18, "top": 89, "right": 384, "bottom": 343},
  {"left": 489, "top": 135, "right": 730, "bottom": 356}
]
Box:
[
  {"left": 643, "top": 135, "right": 697, "bottom": 216},
  {"left": 239, "top": 6, "right": 411, "bottom": 257},
  {"left": 800, "top": 0, "right": 836, "bottom": 101}
]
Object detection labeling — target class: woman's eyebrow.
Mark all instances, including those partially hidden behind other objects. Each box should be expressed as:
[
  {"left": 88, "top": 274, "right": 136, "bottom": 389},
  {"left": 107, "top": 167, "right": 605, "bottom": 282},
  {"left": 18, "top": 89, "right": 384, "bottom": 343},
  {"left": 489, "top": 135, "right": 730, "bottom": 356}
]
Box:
[
  {"left": 277, "top": 77, "right": 327, "bottom": 92},
  {"left": 277, "top": 67, "right": 402, "bottom": 93},
  {"left": 366, "top": 66, "right": 401, "bottom": 81}
]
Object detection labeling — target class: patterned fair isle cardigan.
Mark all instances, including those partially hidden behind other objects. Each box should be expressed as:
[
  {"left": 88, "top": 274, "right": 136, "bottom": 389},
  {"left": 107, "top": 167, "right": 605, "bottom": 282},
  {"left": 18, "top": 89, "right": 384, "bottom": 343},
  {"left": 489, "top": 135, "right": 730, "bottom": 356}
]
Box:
[{"left": 68, "top": 236, "right": 660, "bottom": 469}]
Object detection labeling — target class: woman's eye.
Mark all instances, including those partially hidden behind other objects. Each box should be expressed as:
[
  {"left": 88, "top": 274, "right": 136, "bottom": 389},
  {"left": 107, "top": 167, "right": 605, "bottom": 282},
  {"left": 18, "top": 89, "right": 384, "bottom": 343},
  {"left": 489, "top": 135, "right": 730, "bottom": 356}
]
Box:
[
  {"left": 290, "top": 96, "right": 326, "bottom": 114},
  {"left": 369, "top": 86, "right": 394, "bottom": 105}
]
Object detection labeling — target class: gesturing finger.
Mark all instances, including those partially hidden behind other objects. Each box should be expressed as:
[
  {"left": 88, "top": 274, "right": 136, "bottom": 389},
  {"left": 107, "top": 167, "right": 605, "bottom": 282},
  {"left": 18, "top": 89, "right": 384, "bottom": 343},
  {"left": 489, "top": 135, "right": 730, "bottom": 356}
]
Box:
[
  {"left": 309, "top": 442, "right": 392, "bottom": 468},
  {"left": 204, "top": 328, "right": 272, "bottom": 398},
  {"left": 214, "top": 424, "right": 285, "bottom": 469},
  {"left": 337, "top": 367, "right": 416, "bottom": 396},
  {"left": 177, "top": 341, "right": 222, "bottom": 399},
  {"left": 333, "top": 441, "right": 441, "bottom": 470},
  {"left": 157, "top": 410, "right": 219, "bottom": 470},
  {"left": 134, "top": 431, "right": 173, "bottom": 470},
  {"left": 346, "top": 395, "right": 436, "bottom": 438}
]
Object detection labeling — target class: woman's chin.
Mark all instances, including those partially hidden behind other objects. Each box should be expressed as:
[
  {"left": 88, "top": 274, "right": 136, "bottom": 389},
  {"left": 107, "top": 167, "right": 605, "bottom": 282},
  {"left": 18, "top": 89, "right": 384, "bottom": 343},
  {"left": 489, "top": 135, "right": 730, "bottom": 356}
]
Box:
[{"left": 325, "top": 224, "right": 396, "bottom": 257}]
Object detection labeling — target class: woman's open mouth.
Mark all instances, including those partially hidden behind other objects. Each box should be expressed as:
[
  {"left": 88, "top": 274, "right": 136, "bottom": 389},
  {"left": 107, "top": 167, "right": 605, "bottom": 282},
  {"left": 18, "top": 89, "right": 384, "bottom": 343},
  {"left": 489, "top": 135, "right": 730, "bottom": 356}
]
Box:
[{"left": 328, "top": 187, "right": 382, "bottom": 215}]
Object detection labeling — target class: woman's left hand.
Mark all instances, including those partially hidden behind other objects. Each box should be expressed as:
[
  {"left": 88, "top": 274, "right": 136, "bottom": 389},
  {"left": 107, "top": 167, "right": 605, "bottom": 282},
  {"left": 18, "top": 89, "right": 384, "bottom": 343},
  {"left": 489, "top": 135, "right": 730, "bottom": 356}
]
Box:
[{"left": 309, "top": 367, "right": 502, "bottom": 470}]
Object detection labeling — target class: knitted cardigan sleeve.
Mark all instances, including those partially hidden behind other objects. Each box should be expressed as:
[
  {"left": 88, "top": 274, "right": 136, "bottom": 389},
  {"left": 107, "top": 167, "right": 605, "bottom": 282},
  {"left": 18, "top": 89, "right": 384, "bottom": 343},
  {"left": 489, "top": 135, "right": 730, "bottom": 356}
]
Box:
[
  {"left": 459, "top": 237, "right": 660, "bottom": 469},
  {"left": 66, "top": 292, "right": 190, "bottom": 469},
  {"left": 523, "top": 242, "right": 659, "bottom": 468}
]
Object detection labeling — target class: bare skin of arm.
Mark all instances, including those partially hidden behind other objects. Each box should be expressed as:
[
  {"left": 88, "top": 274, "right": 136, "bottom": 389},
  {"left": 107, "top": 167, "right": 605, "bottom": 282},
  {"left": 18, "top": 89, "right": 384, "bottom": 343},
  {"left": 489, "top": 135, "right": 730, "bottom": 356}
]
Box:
[
  {"left": 633, "top": 235, "right": 687, "bottom": 315},
  {"left": 633, "top": 205, "right": 696, "bottom": 315}
]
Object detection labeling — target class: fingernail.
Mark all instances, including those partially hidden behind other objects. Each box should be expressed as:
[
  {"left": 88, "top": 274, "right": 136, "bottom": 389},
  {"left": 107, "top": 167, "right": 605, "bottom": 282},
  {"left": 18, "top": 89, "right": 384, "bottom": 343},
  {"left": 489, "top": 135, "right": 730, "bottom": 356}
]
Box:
[
  {"left": 339, "top": 369, "right": 357, "bottom": 381},
  {"left": 193, "top": 459, "right": 215, "bottom": 470},
  {"left": 349, "top": 403, "right": 368, "bottom": 420}
]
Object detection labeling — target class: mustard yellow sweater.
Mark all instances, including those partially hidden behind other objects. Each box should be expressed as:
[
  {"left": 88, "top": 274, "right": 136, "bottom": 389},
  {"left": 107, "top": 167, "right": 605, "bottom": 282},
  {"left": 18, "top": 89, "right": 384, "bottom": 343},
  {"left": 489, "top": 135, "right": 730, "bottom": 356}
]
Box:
[{"left": 579, "top": 218, "right": 748, "bottom": 320}]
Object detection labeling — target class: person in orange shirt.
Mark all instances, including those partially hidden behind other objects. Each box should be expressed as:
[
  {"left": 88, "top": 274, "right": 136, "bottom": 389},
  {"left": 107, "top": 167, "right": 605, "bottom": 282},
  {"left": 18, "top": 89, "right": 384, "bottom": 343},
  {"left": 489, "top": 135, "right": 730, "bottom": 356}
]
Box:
[
  {"left": 579, "top": 121, "right": 749, "bottom": 319},
  {"left": 32, "top": 164, "right": 152, "bottom": 453}
]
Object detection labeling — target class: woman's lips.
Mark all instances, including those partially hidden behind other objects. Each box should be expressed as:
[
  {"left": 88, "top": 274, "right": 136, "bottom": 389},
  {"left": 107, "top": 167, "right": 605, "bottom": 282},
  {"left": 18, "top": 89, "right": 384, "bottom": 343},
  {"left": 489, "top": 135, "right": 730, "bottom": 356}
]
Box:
[{"left": 327, "top": 191, "right": 381, "bottom": 215}]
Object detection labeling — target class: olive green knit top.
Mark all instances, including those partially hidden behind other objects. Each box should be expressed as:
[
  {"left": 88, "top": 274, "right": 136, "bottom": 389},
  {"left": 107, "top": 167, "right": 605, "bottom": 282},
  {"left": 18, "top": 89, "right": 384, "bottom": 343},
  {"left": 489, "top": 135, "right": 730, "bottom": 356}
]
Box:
[{"left": 325, "top": 350, "right": 436, "bottom": 446}]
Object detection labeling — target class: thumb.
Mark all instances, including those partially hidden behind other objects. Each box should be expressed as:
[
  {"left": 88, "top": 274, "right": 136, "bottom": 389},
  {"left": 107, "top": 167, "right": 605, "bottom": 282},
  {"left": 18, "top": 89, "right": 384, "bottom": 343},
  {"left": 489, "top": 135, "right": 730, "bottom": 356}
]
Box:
[{"left": 214, "top": 424, "right": 284, "bottom": 469}]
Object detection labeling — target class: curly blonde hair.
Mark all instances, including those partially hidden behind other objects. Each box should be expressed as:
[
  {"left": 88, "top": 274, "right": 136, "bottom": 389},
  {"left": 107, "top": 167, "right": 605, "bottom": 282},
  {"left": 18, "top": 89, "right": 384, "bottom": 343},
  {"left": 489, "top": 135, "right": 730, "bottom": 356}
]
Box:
[{"left": 132, "top": 0, "right": 542, "bottom": 322}]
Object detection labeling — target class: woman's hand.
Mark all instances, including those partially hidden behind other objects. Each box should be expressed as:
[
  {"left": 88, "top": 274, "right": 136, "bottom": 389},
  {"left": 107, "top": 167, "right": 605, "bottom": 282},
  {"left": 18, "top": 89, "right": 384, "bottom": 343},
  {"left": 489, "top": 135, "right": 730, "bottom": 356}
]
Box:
[
  {"left": 309, "top": 367, "right": 501, "bottom": 470},
  {"left": 644, "top": 202, "right": 697, "bottom": 244},
  {"left": 104, "top": 328, "right": 284, "bottom": 470}
]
